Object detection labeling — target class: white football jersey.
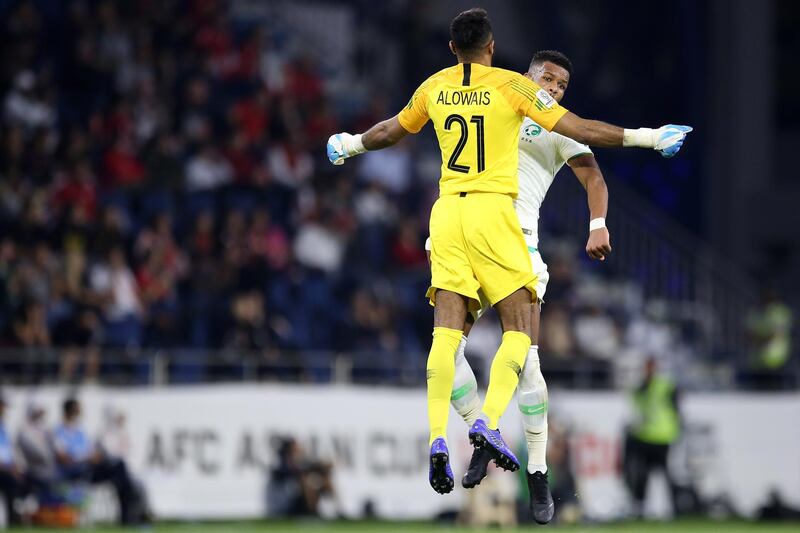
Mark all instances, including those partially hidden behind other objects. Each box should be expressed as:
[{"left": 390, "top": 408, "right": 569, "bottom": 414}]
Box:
[{"left": 514, "top": 118, "right": 592, "bottom": 247}]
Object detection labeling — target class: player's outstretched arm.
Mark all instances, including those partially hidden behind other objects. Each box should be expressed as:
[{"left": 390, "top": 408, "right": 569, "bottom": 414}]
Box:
[
  {"left": 568, "top": 154, "right": 611, "bottom": 261},
  {"left": 553, "top": 112, "right": 692, "bottom": 158},
  {"left": 362, "top": 115, "right": 410, "bottom": 150},
  {"left": 327, "top": 115, "right": 409, "bottom": 165}
]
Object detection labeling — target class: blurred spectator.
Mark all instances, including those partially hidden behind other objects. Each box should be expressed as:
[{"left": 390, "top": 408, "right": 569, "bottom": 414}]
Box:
[
  {"left": 229, "top": 86, "right": 271, "bottom": 145},
  {"left": 54, "top": 306, "right": 101, "bottom": 384},
  {"left": 745, "top": 289, "right": 794, "bottom": 389},
  {"left": 11, "top": 300, "right": 50, "bottom": 348},
  {"left": 304, "top": 100, "right": 338, "bottom": 147},
  {"left": 539, "top": 303, "right": 574, "bottom": 359},
  {"left": 221, "top": 210, "right": 250, "bottom": 277},
  {"left": 248, "top": 209, "right": 290, "bottom": 272},
  {"left": 89, "top": 247, "right": 142, "bottom": 348},
  {"left": 96, "top": 405, "right": 130, "bottom": 461},
  {"left": 185, "top": 143, "right": 233, "bottom": 191},
  {"left": 294, "top": 222, "right": 346, "bottom": 274},
  {"left": 131, "top": 79, "right": 164, "bottom": 144},
  {"left": 16, "top": 400, "right": 56, "bottom": 487},
  {"left": 14, "top": 193, "right": 49, "bottom": 246},
  {"left": 52, "top": 398, "right": 144, "bottom": 525},
  {"left": 188, "top": 210, "right": 216, "bottom": 258},
  {"left": 180, "top": 77, "right": 213, "bottom": 143},
  {"left": 51, "top": 159, "right": 98, "bottom": 220},
  {"left": 345, "top": 289, "right": 397, "bottom": 353},
  {"left": 267, "top": 436, "right": 337, "bottom": 518},
  {"left": 757, "top": 489, "right": 800, "bottom": 521},
  {"left": 224, "top": 290, "right": 288, "bottom": 351},
  {"left": 9, "top": 240, "right": 58, "bottom": 305},
  {"left": 97, "top": 405, "right": 152, "bottom": 521},
  {"left": 354, "top": 183, "right": 397, "bottom": 226},
  {"left": 267, "top": 134, "right": 313, "bottom": 190},
  {"left": 390, "top": 219, "right": 427, "bottom": 270},
  {"left": 0, "top": 238, "right": 17, "bottom": 321},
  {"left": 623, "top": 357, "right": 681, "bottom": 518},
  {"left": 3, "top": 71, "right": 54, "bottom": 134},
  {"left": 136, "top": 246, "right": 182, "bottom": 347},
  {"left": 104, "top": 135, "right": 146, "bottom": 189},
  {"left": 0, "top": 393, "right": 29, "bottom": 525},
  {"left": 541, "top": 253, "right": 575, "bottom": 303},
  {"left": 55, "top": 205, "right": 93, "bottom": 257},
  {"left": 625, "top": 300, "right": 676, "bottom": 364},
  {"left": 224, "top": 131, "right": 260, "bottom": 185},
  {"left": 60, "top": 248, "right": 89, "bottom": 305},
  {"left": 573, "top": 304, "right": 620, "bottom": 361},
  {"left": 143, "top": 132, "right": 184, "bottom": 191},
  {"left": 358, "top": 143, "right": 413, "bottom": 196},
  {"left": 11, "top": 300, "right": 51, "bottom": 382},
  {"left": 284, "top": 56, "right": 323, "bottom": 105},
  {"left": 91, "top": 206, "right": 127, "bottom": 259}
]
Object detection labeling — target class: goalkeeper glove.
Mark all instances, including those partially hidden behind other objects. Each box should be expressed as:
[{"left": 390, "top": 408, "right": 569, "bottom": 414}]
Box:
[
  {"left": 623, "top": 125, "right": 693, "bottom": 158},
  {"left": 327, "top": 133, "right": 366, "bottom": 165}
]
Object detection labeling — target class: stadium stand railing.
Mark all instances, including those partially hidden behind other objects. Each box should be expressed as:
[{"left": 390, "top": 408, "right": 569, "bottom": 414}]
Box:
[
  {"left": 2, "top": 345, "right": 795, "bottom": 390},
  {"left": 0, "top": 347, "right": 626, "bottom": 388}
]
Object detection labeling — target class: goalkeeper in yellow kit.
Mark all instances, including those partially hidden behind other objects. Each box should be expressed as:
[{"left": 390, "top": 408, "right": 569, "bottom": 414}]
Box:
[{"left": 327, "top": 8, "right": 691, "bottom": 496}]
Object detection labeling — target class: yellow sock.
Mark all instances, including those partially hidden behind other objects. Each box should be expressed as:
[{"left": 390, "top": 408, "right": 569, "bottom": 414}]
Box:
[
  {"left": 482, "top": 331, "right": 531, "bottom": 429},
  {"left": 427, "top": 327, "right": 462, "bottom": 445}
]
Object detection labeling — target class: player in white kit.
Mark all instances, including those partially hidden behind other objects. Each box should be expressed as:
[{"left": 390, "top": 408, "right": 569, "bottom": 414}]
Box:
[{"left": 428, "top": 50, "right": 612, "bottom": 524}]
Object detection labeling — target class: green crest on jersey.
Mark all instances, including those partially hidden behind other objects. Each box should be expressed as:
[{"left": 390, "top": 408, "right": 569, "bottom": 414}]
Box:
[{"left": 524, "top": 124, "right": 542, "bottom": 137}]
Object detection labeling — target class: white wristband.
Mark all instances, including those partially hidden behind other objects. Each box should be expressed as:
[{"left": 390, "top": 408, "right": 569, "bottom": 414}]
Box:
[
  {"left": 344, "top": 133, "right": 367, "bottom": 155},
  {"left": 589, "top": 217, "right": 606, "bottom": 231},
  {"left": 623, "top": 128, "right": 656, "bottom": 148},
  {"left": 424, "top": 237, "right": 432, "bottom": 251}
]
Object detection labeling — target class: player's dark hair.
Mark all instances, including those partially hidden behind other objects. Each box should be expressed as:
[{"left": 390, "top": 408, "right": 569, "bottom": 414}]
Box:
[
  {"left": 529, "top": 50, "right": 573, "bottom": 76},
  {"left": 450, "top": 8, "right": 492, "bottom": 56}
]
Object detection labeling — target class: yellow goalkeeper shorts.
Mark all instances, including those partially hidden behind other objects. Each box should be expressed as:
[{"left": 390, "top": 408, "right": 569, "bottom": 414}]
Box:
[{"left": 426, "top": 192, "right": 537, "bottom": 311}]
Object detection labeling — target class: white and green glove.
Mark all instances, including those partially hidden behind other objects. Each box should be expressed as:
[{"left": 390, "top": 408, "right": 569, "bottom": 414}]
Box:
[
  {"left": 623, "top": 124, "right": 693, "bottom": 158},
  {"left": 326, "top": 133, "right": 366, "bottom": 165}
]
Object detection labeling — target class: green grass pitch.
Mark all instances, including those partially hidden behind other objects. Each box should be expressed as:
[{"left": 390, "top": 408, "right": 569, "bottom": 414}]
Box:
[{"left": 12, "top": 519, "right": 800, "bottom": 533}]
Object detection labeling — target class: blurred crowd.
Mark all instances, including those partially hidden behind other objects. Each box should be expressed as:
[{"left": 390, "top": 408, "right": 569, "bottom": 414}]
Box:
[
  {"left": 0, "top": 0, "right": 793, "bottom": 387},
  {"left": 0, "top": 393, "right": 148, "bottom": 526},
  {"left": 0, "top": 0, "right": 438, "bottom": 383}
]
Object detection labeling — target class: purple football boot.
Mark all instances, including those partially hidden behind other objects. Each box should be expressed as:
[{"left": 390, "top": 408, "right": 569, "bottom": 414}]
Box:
[
  {"left": 468, "top": 418, "right": 520, "bottom": 472},
  {"left": 428, "top": 437, "right": 454, "bottom": 494}
]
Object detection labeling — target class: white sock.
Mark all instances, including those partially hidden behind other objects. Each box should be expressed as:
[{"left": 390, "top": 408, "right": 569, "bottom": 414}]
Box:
[
  {"left": 450, "top": 336, "right": 481, "bottom": 427},
  {"left": 526, "top": 425, "right": 548, "bottom": 474},
  {"left": 518, "top": 345, "right": 548, "bottom": 474}
]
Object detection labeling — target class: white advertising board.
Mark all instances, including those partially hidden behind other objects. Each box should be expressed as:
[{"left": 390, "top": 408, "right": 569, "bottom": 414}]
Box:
[{"left": 3, "top": 385, "right": 798, "bottom": 520}]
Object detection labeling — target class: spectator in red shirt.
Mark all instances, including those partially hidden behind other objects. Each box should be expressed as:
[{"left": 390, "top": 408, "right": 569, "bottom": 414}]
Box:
[
  {"left": 224, "top": 131, "right": 258, "bottom": 184},
  {"left": 391, "top": 219, "right": 427, "bottom": 270},
  {"left": 304, "top": 100, "right": 339, "bottom": 147},
  {"left": 52, "top": 159, "right": 97, "bottom": 220},
  {"left": 284, "top": 56, "right": 323, "bottom": 105},
  {"left": 103, "top": 135, "right": 145, "bottom": 188},
  {"left": 248, "top": 209, "right": 289, "bottom": 272},
  {"left": 229, "top": 86, "right": 271, "bottom": 145},
  {"left": 189, "top": 210, "right": 217, "bottom": 259}
]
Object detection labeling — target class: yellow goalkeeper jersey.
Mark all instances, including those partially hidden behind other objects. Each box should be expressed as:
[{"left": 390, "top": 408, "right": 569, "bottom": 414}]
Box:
[{"left": 398, "top": 62, "right": 568, "bottom": 197}]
